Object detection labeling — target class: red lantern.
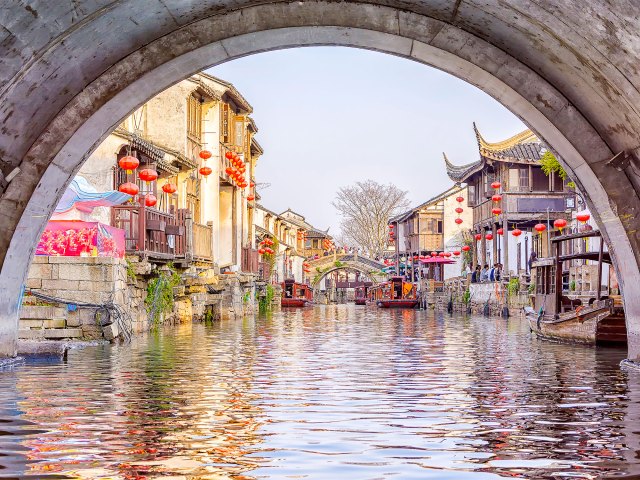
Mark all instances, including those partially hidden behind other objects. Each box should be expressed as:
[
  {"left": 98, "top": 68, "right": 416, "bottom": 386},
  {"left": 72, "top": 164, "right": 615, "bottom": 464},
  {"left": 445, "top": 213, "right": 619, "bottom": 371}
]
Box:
[
  {"left": 491, "top": 181, "right": 501, "bottom": 190},
  {"left": 512, "top": 228, "right": 522, "bottom": 237},
  {"left": 413, "top": 256, "right": 418, "bottom": 261},
  {"left": 225, "top": 167, "right": 234, "bottom": 175},
  {"left": 162, "top": 183, "right": 177, "bottom": 194},
  {"left": 554, "top": 218, "right": 568, "bottom": 232},
  {"left": 453, "top": 251, "right": 461, "bottom": 256},
  {"left": 258, "top": 248, "right": 265, "bottom": 255},
  {"left": 118, "top": 155, "right": 139, "bottom": 173},
  {"left": 497, "top": 228, "right": 504, "bottom": 235},
  {"left": 455, "top": 196, "right": 464, "bottom": 203},
  {"left": 199, "top": 166, "right": 212, "bottom": 177},
  {"left": 444, "top": 252, "right": 452, "bottom": 257},
  {"left": 462, "top": 245, "right": 471, "bottom": 252},
  {"left": 247, "top": 195, "right": 255, "bottom": 201},
  {"left": 491, "top": 194, "right": 502, "bottom": 203},
  {"left": 118, "top": 182, "right": 139, "bottom": 196},
  {"left": 455, "top": 218, "right": 463, "bottom": 225},
  {"left": 250, "top": 181, "right": 255, "bottom": 188},
  {"left": 485, "top": 233, "right": 494, "bottom": 241},
  {"left": 475, "top": 233, "right": 482, "bottom": 241},
  {"left": 431, "top": 251, "right": 437, "bottom": 257},
  {"left": 534, "top": 223, "right": 547, "bottom": 234},
  {"left": 145, "top": 194, "right": 157, "bottom": 207},
  {"left": 138, "top": 169, "right": 158, "bottom": 183},
  {"left": 577, "top": 213, "right": 591, "bottom": 224},
  {"left": 225, "top": 151, "right": 233, "bottom": 160},
  {"left": 455, "top": 207, "right": 463, "bottom": 214},
  {"left": 199, "top": 150, "right": 212, "bottom": 160},
  {"left": 492, "top": 207, "right": 502, "bottom": 216},
  {"left": 439, "top": 252, "right": 446, "bottom": 257}
]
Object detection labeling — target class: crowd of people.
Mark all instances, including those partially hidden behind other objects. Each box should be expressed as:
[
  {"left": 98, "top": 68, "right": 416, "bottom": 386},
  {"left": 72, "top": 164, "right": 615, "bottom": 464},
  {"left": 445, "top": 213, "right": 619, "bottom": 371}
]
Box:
[{"left": 470, "top": 263, "right": 502, "bottom": 283}]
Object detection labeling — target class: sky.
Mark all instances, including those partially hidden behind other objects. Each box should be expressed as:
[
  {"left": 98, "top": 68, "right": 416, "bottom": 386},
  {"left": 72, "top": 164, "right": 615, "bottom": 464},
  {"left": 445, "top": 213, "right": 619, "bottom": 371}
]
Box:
[{"left": 208, "top": 47, "right": 526, "bottom": 233}]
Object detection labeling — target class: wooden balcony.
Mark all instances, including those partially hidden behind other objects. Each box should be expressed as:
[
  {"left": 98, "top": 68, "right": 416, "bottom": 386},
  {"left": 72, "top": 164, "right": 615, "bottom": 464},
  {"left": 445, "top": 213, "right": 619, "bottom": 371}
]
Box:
[
  {"left": 112, "top": 205, "right": 214, "bottom": 263},
  {"left": 473, "top": 192, "right": 574, "bottom": 227}
]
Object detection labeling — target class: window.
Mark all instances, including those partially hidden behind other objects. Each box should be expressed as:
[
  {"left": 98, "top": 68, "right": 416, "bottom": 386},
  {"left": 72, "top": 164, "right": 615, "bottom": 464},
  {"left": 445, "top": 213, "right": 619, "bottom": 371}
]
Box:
[
  {"left": 531, "top": 167, "right": 549, "bottom": 191},
  {"left": 519, "top": 168, "right": 530, "bottom": 189},
  {"left": 187, "top": 94, "right": 202, "bottom": 141},
  {"left": 437, "top": 220, "right": 443, "bottom": 234},
  {"left": 234, "top": 118, "right": 244, "bottom": 147},
  {"left": 552, "top": 172, "right": 564, "bottom": 192},
  {"left": 467, "top": 184, "right": 477, "bottom": 206}
]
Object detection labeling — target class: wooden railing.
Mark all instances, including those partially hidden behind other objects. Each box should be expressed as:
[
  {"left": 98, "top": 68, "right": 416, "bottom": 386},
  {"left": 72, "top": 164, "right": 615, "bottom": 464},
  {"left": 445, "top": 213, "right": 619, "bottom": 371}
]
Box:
[
  {"left": 112, "top": 204, "right": 185, "bottom": 260},
  {"left": 193, "top": 222, "right": 213, "bottom": 261},
  {"left": 473, "top": 193, "right": 574, "bottom": 226}
]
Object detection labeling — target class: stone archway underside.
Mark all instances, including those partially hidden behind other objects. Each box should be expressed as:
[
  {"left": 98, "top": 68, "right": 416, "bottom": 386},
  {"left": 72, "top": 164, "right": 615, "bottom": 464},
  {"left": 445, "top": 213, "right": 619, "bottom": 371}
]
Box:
[{"left": 1, "top": 1, "right": 640, "bottom": 358}]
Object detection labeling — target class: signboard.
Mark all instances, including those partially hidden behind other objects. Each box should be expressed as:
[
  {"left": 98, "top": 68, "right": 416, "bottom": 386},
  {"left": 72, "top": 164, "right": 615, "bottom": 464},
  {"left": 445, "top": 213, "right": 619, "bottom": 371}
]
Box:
[{"left": 517, "top": 197, "right": 566, "bottom": 213}]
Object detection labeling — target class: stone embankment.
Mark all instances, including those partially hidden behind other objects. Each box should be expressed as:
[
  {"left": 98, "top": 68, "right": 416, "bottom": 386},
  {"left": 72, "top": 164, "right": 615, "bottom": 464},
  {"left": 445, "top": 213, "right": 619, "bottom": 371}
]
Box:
[
  {"left": 434, "top": 276, "right": 530, "bottom": 317},
  {"left": 20, "top": 256, "right": 260, "bottom": 347}
]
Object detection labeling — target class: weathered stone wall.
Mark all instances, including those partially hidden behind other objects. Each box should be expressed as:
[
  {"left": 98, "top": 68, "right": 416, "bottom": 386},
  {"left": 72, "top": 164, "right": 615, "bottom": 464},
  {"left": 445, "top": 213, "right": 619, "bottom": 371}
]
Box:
[{"left": 22, "top": 256, "right": 148, "bottom": 340}]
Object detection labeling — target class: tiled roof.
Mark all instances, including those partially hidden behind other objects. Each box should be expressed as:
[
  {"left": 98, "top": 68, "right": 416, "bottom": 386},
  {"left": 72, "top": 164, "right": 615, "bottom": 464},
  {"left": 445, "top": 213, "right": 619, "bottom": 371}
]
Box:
[
  {"left": 474, "top": 122, "right": 543, "bottom": 162},
  {"left": 444, "top": 152, "right": 484, "bottom": 183}
]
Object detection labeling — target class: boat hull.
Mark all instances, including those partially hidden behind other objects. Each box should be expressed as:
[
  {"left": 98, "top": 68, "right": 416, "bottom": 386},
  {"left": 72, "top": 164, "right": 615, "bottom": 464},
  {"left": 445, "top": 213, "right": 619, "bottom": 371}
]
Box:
[
  {"left": 354, "top": 299, "right": 367, "bottom": 305},
  {"left": 377, "top": 300, "right": 419, "bottom": 309},
  {"left": 526, "top": 303, "right": 625, "bottom": 345},
  {"left": 281, "top": 299, "right": 310, "bottom": 308}
]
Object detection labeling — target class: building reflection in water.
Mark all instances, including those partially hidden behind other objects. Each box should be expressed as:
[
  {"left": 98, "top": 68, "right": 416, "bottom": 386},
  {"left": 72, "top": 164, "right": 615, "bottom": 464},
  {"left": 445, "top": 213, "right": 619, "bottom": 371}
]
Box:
[{"left": 0, "top": 307, "right": 638, "bottom": 478}]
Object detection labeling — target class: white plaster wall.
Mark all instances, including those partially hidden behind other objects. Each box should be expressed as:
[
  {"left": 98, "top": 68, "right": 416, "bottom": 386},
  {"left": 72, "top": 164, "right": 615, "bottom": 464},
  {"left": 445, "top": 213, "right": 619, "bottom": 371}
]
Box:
[
  {"left": 219, "top": 187, "right": 234, "bottom": 267},
  {"left": 443, "top": 188, "right": 472, "bottom": 246}
]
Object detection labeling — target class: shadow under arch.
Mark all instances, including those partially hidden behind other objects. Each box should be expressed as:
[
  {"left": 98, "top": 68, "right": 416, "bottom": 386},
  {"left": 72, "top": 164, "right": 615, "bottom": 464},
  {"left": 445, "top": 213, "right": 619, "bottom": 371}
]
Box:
[
  {"left": 311, "top": 265, "right": 381, "bottom": 289},
  {"left": 2, "top": 2, "right": 639, "bottom": 358}
]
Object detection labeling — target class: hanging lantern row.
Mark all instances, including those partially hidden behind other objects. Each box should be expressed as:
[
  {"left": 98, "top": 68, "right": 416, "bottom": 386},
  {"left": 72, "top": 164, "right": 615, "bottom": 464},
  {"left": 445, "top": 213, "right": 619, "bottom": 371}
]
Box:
[
  {"left": 224, "top": 150, "right": 249, "bottom": 188},
  {"left": 258, "top": 238, "right": 275, "bottom": 256}
]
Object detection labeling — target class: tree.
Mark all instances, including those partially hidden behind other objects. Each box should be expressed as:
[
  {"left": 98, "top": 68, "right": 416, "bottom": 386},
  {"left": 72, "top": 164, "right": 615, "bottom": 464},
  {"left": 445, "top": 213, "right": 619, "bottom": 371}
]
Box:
[
  {"left": 540, "top": 150, "right": 575, "bottom": 188},
  {"left": 332, "top": 180, "right": 410, "bottom": 258}
]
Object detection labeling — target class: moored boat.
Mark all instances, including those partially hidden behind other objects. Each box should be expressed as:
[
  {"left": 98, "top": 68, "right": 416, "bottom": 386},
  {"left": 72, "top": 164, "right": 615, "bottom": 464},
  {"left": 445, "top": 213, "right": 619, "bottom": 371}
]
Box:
[
  {"left": 354, "top": 285, "right": 368, "bottom": 305},
  {"left": 368, "top": 276, "right": 418, "bottom": 309},
  {"left": 281, "top": 279, "right": 313, "bottom": 307},
  {"left": 525, "top": 229, "right": 626, "bottom": 345}
]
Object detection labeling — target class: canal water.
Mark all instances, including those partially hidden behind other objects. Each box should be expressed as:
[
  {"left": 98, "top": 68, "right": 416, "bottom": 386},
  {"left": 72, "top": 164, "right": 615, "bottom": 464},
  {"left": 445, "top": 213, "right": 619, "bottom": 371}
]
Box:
[{"left": 1, "top": 306, "right": 639, "bottom": 479}]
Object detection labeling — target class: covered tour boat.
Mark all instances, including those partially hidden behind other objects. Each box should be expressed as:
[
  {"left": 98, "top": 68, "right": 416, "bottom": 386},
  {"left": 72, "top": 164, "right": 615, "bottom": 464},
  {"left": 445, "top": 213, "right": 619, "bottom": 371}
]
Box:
[
  {"left": 525, "top": 229, "right": 626, "bottom": 345},
  {"left": 368, "top": 276, "right": 418, "bottom": 308},
  {"left": 281, "top": 279, "right": 313, "bottom": 307},
  {"left": 354, "top": 285, "right": 368, "bottom": 305}
]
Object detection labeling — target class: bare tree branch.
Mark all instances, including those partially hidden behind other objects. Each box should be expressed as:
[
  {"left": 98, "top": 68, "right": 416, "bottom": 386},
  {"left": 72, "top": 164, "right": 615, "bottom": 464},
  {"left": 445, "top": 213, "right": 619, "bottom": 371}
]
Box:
[{"left": 332, "top": 180, "right": 410, "bottom": 257}]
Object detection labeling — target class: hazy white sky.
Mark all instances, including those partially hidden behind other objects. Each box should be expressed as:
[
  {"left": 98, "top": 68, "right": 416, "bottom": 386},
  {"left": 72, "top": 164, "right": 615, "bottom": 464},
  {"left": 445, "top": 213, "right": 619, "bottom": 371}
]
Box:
[{"left": 208, "top": 47, "right": 526, "bottom": 233}]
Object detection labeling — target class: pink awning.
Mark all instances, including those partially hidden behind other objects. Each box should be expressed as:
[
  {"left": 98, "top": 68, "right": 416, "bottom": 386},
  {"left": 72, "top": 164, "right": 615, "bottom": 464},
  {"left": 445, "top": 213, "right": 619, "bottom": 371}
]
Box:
[{"left": 419, "top": 257, "right": 456, "bottom": 264}]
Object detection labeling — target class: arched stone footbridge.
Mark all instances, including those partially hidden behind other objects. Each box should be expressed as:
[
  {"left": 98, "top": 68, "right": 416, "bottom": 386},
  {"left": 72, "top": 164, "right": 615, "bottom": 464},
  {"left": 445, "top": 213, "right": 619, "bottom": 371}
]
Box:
[
  {"left": 2, "top": 2, "right": 640, "bottom": 358},
  {"left": 307, "top": 254, "right": 387, "bottom": 287}
]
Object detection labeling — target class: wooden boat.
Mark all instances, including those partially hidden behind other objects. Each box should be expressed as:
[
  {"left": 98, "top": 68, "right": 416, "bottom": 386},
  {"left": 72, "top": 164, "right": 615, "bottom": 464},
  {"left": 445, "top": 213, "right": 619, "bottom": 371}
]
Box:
[
  {"left": 368, "top": 276, "right": 418, "bottom": 309},
  {"left": 354, "top": 285, "right": 368, "bottom": 305},
  {"left": 281, "top": 279, "right": 313, "bottom": 307},
  {"left": 525, "top": 229, "right": 626, "bottom": 345}
]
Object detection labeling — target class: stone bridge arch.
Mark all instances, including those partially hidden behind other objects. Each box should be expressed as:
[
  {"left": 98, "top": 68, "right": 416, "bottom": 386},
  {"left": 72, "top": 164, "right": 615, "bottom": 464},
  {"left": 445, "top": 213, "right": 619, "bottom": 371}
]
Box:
[
  {"left": 308, "top": 255, "right": 387, "bottom": 287},
  {"left": 1, "top": 2, "right": 640, "bottom": 358}
]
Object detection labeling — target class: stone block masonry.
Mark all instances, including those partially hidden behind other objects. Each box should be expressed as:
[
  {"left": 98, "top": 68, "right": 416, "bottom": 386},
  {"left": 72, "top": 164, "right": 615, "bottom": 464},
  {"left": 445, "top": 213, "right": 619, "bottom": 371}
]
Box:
[{"left": 20, "top": 255, "right": 239, "bottom": 341}]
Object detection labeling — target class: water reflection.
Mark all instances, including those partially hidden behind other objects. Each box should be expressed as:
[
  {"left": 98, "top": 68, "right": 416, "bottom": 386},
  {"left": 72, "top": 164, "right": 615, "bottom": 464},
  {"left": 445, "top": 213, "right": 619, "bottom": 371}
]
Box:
[{"left": 0, "top": 306, "right": 639, "bottom": 478}]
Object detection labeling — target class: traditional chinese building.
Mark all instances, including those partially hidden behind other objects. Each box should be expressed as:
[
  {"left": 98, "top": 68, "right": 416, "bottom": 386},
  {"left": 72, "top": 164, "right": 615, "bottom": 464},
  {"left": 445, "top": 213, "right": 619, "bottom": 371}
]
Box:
[
  {"left": 389, "top": 185, "right": 471, "bottom": 282},
  {"left": 253, "top": 206, "right": 330, "bottom": 283},
  {"left": 445, "top": 124, "right": 576, "bottom": 276},
  {"left": 77, "top": 72, "right": 262, "bottom": 272}
]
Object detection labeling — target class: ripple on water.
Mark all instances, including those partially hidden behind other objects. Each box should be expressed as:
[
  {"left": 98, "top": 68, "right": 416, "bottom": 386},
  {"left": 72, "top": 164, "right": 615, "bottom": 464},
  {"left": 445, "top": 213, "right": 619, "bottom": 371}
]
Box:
[{"left": 0, "top": 306, "right": 637, "bottom": 479}]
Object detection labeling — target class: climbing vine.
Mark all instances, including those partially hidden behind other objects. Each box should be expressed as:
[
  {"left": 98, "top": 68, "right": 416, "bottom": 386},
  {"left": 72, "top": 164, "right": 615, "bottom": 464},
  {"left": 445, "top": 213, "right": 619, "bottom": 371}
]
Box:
[
  {"left": 258, "top": 284, "right": 275, "bottom": 313},
  {"left": 145, "top": 263, "right": 181, "bottom": 327},
  {"left": 540, "top": 150, "right": 576, "bottom": 188}
]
